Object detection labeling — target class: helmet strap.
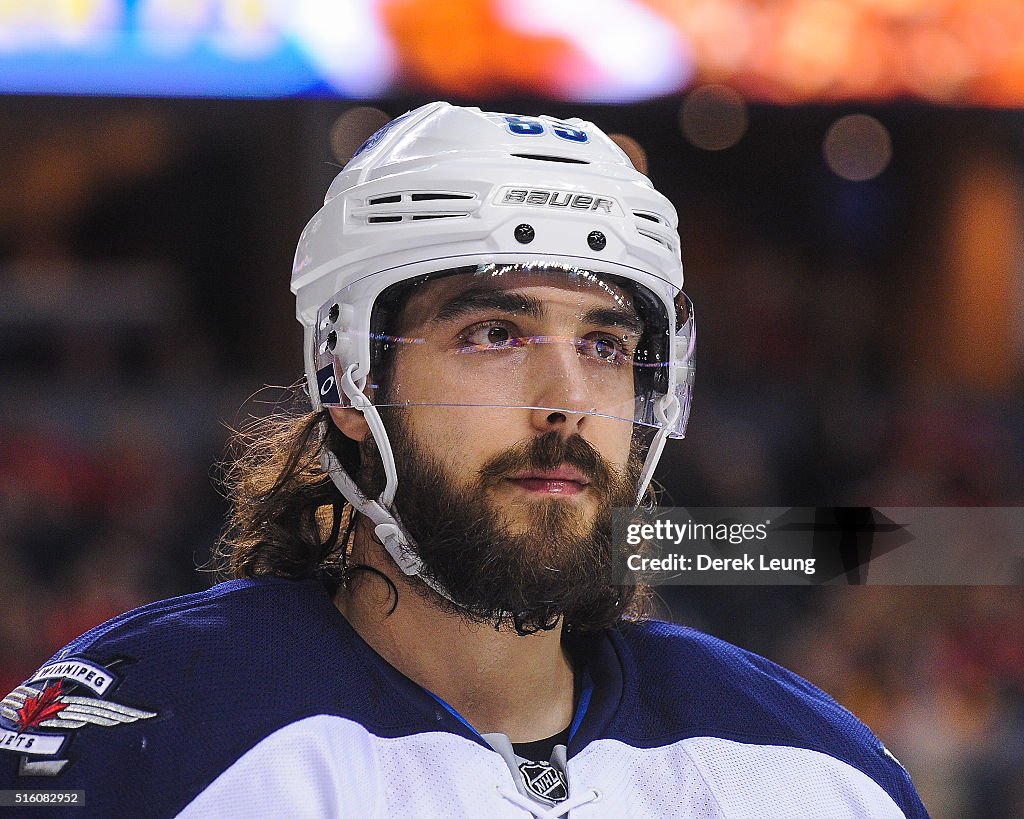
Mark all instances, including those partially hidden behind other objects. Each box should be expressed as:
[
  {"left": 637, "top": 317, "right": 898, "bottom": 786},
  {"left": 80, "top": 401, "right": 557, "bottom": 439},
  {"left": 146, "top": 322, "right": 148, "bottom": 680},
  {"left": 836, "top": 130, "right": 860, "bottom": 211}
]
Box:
[
  {"left": 635, "top": 394, "right": 681, "bottom": 504},
  {"left": 321, "top": 365, "right": 460, "bottom": 604}
]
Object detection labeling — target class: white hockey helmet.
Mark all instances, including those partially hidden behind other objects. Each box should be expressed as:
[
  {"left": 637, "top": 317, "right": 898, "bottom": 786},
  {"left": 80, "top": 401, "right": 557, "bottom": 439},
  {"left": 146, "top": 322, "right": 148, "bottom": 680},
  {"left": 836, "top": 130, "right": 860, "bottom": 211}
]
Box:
[{"left": 290, "top": 102, "right": 694, "bottom": 594}]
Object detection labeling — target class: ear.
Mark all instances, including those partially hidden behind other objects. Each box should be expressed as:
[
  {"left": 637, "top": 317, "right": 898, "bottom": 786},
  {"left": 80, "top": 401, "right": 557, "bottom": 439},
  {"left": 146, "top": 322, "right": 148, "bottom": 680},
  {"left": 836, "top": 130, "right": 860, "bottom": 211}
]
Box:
[{"left": 328, "top": 405, "right": 371, "bottom": 442}]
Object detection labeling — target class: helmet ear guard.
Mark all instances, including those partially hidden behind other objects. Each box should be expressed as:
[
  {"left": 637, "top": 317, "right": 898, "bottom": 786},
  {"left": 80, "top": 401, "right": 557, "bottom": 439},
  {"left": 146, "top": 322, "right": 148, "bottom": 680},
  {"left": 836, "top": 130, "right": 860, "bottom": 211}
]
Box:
[{"left": 293, "top": 102, "right": 695, "bottom": 599}]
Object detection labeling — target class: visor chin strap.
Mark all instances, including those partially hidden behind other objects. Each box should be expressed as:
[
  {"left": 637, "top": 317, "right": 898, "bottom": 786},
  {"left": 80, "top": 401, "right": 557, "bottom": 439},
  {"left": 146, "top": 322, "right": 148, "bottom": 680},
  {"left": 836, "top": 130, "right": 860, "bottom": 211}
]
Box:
[
  {"left": 322, "top": 365, "right": 459, "bottom": 604},
  {"left": 636, "top": 394, "right": 681, "bottom": 505}
]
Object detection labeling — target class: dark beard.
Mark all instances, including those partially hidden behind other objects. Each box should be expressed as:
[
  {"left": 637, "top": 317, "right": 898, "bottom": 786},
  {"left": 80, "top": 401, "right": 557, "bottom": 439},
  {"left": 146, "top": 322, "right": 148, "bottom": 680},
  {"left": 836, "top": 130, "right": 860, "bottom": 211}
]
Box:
[{"left": 355, "top": 415, "right": 643, "bottom": 635}]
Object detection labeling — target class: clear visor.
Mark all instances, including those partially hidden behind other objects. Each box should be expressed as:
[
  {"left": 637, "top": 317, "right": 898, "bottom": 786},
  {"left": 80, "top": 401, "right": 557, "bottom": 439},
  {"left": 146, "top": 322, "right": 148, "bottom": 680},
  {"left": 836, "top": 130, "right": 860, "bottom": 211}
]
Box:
[{"left": 312, "top": 263, "right": 694, "bottom": 437}]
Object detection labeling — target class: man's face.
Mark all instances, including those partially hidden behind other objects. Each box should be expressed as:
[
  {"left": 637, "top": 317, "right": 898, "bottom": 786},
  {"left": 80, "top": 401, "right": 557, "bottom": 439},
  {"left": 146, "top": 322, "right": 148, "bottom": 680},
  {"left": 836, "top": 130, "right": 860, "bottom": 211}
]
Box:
[
  {"left": 358, "top": 268, "right": 648, "bottom": 632},
  {"left": 385, "top": 268, "right": 642, "bottom": 530}
]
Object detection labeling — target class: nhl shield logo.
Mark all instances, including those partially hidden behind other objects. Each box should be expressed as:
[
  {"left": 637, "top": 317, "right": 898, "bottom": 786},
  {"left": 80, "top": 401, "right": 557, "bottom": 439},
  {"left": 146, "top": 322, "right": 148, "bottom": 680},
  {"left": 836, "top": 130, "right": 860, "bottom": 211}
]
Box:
[{"left": 518, "top": 760, "right": 568, "bottom": 804}]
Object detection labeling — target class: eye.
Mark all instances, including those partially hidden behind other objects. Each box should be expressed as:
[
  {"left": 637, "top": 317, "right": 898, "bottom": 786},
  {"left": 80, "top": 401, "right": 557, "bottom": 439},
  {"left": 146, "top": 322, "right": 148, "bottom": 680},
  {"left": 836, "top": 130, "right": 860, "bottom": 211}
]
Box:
[
  {"left": 592, "top": 337, "right": 617, "bottom": 360},
  {"left": 580, "top": 334, "right": 630, "bottom": 363},
  {"left": 485, "top": 326, "right": 512, "bottom": 345},
  {"left": 461, "top": 322, "right": 519, "bottom": 349}
]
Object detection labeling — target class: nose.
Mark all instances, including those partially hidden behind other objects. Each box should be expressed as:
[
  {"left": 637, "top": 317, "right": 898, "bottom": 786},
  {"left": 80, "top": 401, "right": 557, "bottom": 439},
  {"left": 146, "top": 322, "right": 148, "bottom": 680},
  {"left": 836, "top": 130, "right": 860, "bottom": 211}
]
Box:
[{"left": 528, "top": 339, "right": 593, "bottom": 436}]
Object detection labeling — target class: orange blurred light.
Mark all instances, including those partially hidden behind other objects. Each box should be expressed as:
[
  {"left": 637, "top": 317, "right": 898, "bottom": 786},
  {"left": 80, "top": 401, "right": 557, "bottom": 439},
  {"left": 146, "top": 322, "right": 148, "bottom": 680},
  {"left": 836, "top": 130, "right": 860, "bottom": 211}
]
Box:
[
  {"left": 833, "top": 18, "right": 901, "bottom": 101},
  {"left": 847, "top": 0, "right": 948, "bottom": 21},
  {"left": 380, "top": 0, "right": 569, "bottom": 97},
  {"left": 903, "top": 26, "right": 975, "bottom": 102},
  {"left": 677, "top": 0, "right": 756, "bottom": 79},
  {"left": 775, "top": 0, "right": 859, "bottom": 96}
]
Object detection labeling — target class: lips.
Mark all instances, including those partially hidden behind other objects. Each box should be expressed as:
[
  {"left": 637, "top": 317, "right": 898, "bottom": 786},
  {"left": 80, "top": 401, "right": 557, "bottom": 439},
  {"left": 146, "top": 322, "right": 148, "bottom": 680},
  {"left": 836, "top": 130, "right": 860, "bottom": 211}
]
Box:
[{"left": 507, "top": 467, "right": 591, "bottom": 495}]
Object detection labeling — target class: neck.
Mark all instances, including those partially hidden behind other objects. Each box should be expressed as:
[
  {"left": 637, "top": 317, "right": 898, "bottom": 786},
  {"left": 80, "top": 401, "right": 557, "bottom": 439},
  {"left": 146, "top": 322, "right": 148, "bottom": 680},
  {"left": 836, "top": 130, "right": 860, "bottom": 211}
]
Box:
[{"left": 334, "top": 522, "right": 576, "bottom": 743}]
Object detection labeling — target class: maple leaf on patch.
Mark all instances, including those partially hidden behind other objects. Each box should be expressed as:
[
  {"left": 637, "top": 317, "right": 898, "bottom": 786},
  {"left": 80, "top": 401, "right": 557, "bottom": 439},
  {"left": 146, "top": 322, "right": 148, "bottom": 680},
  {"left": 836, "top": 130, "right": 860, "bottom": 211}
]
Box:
[{"left": 17, "top": 681, "right": 68, "bottom": 732}]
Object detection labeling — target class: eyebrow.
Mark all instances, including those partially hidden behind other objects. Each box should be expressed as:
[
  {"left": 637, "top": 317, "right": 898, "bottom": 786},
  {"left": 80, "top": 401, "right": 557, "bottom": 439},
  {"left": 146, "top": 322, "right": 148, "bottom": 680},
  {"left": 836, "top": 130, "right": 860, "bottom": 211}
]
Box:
[
  {"left": 582, "top": 307, "right": 644, "bottom": 337},
  {"left": 429, "top": 288, "right": 644, "bottom": 335},
  {"left": 431, "top": 289, "right": 544, "bottom": 323}
]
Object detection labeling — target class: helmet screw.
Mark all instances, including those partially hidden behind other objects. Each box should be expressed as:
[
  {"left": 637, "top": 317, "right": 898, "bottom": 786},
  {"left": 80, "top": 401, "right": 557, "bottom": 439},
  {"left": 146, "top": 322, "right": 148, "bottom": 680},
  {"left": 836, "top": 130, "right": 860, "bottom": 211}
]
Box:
[
  {"left": 587, "top": 230, "right": 606, "bottom": 251},
  {"left": 514, "top": 223, "right": 535, "bottom": 244},
  {"left": 329, "top": 303, "right": 340, "bottom": 323},
  {"left": 327, "top": 331, "right": 338, "bottom": 351}
]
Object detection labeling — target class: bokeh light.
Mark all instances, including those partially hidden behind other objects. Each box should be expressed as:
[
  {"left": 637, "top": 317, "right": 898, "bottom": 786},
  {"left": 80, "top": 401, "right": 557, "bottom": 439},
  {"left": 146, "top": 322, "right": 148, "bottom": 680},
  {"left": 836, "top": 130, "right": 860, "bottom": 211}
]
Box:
[
  {"left": 679, "top": 84, "right": 748, "bottom": 151},
  {"left": 329, "top": 106, "right": 391, "bottom": 165},
  {"left": 608, "top": 132, "right": 648, "bottom": 175},
  {"left": 822, "top": 113, "right": 892, "bottom": 181}
]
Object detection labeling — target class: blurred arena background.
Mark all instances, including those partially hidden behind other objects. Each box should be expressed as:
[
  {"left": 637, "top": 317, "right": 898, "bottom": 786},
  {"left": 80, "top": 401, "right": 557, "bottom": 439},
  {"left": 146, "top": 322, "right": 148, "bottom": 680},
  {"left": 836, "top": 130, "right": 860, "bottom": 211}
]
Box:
[{"left": 1, "top": 1, "right": 1023, "bottom": 815}]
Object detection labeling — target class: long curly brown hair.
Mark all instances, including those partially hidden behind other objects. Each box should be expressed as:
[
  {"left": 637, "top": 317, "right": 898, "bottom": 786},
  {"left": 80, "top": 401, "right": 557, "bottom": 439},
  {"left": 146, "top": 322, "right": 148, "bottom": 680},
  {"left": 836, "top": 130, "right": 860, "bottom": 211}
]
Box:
[{"left": 214, "top": 402, "right": 356, "bottom": 592}]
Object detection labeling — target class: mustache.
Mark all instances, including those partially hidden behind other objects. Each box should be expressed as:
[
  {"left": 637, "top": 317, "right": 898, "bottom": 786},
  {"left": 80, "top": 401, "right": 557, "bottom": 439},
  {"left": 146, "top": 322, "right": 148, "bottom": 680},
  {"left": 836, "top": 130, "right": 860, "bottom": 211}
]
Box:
[{"left": 477, "top": 431, "right": 615, "bottom": 493}]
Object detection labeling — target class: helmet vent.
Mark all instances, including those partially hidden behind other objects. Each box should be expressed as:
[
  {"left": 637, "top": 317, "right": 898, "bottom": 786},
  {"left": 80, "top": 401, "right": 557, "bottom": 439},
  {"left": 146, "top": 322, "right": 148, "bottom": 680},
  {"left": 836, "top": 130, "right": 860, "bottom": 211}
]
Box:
[
  {"left": 637, "top": 228, "right": 672, "bottom": 249},
  {"left": 411, "top": 213, "right": 468, "bottom": 220},
  {"left": 510, "top": 153, "right": 590, "bottom": 165},
  {"left": 368, "top": 192, "right": 474, "bottom": 205},
  {"left": 359, "top": 190, "right": 478, "bottom": 224},
  {"left": 633, "top": 210, "right": 665, "bottom": 224},
  {"left": 366, "top": 213, "right": 469, "bottom": 224},
  {"left": 410, "top": 192, "right": 474, "bottom": 201}
]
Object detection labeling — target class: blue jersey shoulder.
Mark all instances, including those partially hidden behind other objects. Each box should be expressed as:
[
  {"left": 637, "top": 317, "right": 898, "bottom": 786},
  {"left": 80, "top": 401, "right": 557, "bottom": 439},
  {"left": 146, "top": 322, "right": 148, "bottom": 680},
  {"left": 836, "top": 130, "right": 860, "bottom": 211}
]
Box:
[
  {"left": 31, "top": 577, "right": 443, "bottom": 735},
  {"left": 614, "top": 620, "right": 861, "bottom": 743},
  {"left": 608, "top": 619, "right": 925, "bottom": 815},
  {"left": 0, "top": 578, "right": 451, "bottom": 816}
]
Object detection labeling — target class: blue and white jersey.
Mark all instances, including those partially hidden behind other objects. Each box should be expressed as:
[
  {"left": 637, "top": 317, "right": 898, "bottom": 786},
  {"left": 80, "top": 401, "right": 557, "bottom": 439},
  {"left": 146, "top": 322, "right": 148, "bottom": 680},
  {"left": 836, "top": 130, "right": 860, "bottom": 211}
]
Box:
[{"left": 0, "top": 578, "right": 928, "bottom": 817}]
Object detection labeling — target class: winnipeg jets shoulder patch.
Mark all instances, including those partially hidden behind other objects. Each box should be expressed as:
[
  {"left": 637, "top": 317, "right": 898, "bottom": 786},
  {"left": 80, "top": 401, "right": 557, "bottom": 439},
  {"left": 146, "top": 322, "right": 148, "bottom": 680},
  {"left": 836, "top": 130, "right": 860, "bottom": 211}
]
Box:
[{"left": 0, "top": 658, "right": 156, "bottom": 776}]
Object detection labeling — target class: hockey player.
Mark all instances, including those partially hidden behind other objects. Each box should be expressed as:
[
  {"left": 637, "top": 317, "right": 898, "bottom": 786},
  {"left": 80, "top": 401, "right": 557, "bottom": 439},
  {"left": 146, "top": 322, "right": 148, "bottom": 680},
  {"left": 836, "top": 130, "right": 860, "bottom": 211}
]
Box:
[{"left": 0, "top": 102, "right": 928, "bottom": 817}]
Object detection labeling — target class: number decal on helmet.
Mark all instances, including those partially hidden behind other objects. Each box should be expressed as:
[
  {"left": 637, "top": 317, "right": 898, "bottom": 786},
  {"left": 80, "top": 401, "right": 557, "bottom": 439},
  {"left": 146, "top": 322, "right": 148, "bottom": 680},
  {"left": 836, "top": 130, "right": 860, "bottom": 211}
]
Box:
[
  {"left": 352, "top": 112, "right": 412, "bottom": 158},
  {"left": 504, "top": 115, "right": 545, "bottom": 136},
  {"left": 503, "top": 116, "right": 590, "bottom": 143},
  {"left": 550, "top": 121, "right": 589, "bottom": 143}
]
